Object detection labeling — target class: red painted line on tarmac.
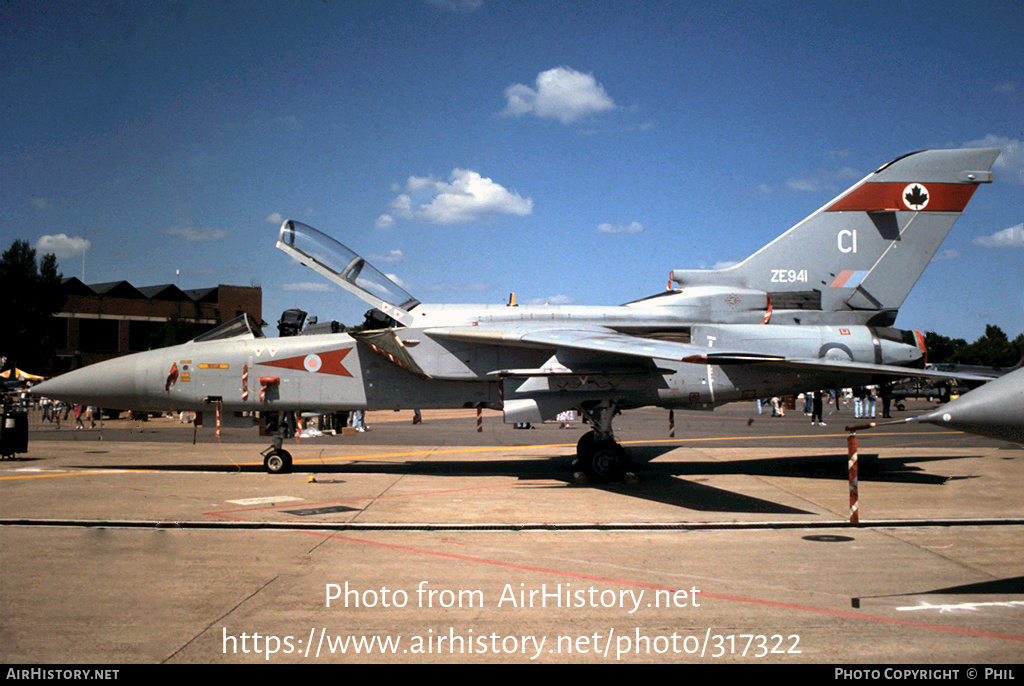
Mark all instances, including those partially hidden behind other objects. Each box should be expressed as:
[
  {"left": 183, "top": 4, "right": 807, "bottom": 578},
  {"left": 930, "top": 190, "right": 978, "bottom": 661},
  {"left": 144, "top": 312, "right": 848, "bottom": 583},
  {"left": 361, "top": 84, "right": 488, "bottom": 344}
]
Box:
[{"left": 310, "top": 531, "right": 1024, "bottom": 645}]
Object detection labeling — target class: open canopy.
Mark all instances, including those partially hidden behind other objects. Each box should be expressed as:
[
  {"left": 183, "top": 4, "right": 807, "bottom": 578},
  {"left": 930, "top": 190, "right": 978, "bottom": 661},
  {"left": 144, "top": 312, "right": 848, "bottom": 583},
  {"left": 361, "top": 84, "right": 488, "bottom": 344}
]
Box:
[{"left": 276, "top": 220, "right": 419, "bottom": 325}]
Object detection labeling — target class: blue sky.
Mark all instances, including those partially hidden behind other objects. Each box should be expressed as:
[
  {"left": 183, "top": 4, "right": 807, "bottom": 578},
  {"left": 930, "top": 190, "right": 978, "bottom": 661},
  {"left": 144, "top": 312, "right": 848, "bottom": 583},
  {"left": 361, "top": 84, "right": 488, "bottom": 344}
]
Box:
[{"left": 2, "top": 0, "right": 1022, "bottom": 341}]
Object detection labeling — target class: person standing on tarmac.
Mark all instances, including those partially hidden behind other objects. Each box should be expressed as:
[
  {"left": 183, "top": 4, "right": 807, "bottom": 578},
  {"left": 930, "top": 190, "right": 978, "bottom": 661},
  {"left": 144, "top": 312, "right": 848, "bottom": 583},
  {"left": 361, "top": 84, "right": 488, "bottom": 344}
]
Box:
[{"left": 811, "top": 392, "right": 826, "bottom": 426}]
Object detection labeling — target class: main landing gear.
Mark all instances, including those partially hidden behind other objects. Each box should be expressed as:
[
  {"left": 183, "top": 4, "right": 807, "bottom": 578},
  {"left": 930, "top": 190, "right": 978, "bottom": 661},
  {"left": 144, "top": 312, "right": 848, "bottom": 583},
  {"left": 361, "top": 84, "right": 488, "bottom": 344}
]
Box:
[{"left": 575, "top": 401, "right": 630, "bottom": 483}]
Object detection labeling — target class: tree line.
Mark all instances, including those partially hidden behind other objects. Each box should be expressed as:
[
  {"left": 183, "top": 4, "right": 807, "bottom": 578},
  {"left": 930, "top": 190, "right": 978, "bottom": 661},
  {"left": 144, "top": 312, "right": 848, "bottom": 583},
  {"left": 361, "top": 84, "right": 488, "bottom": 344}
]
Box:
[
  {"left": 0, "top": 240, "right": 64, "bottom": 374},
  {"left": 925, "top": 326, "right": 1023, "bottom": 369}
]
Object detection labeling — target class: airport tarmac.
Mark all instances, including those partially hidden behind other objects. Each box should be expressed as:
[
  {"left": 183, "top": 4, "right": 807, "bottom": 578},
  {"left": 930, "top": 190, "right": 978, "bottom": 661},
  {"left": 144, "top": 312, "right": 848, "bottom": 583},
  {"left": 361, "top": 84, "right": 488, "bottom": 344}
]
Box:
[{"left": 2, "top": 400, "right": 1023, "bottom": 664}]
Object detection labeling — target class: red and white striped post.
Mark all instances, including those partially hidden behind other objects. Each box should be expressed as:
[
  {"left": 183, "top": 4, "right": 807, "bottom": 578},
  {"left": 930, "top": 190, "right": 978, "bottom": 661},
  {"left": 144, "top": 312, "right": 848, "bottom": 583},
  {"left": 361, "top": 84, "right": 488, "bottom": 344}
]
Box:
[
  {"left": 242, "top": 364, "right": 249, "bottom": 402},
  {"left": 847, "top": 432, "right": 859, "bottom": 524},
  {"left": 476, "top": 407, "right": 482, "bottom": 433},
  {"left": 669, "top": 409, "right": 675, "bottom": 438},
  {"left": 845, "top": 418, "right": 907, "bottom": 523},
  {"left": 215, "top": 402, "right": 221, "bottom": 439}
]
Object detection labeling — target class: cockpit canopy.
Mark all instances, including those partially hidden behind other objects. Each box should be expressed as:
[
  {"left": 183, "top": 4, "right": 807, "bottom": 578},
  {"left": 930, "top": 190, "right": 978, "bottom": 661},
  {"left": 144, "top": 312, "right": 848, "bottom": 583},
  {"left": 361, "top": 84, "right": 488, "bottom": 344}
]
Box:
[
  {"left": 192, "top": 312, "right": 265, "bottom": 343},
  {"left": 276, "top": 220, "right": 419, "bottom": 325}
]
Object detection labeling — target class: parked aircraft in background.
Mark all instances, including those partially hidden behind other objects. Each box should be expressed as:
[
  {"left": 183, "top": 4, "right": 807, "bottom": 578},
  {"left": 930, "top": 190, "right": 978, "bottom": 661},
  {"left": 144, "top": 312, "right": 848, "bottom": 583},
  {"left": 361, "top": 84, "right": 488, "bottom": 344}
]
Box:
[{"left": 33, "top": 148, "right": 1003, "bottom": 479}]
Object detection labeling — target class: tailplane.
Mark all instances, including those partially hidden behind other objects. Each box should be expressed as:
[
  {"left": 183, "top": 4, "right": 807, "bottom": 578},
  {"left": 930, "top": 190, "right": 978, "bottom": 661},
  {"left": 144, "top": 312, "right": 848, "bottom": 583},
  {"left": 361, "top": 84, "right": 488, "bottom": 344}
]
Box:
[{"left": 670, "top": 148, "right": 999, "bottom": 325}]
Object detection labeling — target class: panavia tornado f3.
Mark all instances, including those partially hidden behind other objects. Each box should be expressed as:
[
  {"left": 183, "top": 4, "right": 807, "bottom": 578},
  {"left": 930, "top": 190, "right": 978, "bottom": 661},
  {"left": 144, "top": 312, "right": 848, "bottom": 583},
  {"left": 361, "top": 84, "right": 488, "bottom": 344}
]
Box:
[{"left": 34, "top": 148, "right": 1003, "bottom": 479}]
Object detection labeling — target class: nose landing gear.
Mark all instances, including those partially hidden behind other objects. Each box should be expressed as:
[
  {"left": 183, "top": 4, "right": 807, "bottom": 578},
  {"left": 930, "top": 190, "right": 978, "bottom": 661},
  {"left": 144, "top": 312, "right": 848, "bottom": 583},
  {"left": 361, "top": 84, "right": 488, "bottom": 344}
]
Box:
[
  {"left": 262, "top": 445, "right": 293, "bottom": 474},
  {"left": 261, "top": 412, "right": 293, "bottom": 474}
]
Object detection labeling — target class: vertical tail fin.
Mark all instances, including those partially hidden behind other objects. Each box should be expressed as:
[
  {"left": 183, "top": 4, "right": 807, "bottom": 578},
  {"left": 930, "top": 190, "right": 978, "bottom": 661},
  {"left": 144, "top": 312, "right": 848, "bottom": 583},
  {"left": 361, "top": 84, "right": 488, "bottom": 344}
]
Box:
[{"left": 670, "top": 148, "right": 999, "bottom": 324}]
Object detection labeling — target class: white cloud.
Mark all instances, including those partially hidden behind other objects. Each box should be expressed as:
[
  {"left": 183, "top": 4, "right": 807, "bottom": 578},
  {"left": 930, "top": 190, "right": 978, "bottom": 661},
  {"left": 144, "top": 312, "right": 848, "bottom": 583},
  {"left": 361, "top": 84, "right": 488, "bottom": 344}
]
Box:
[
  {"left": 424, "top": 0, "right": 482, "bottom": 12},
  {"left": 385, "top": 273, "right": 409, "bottom": 290},
  {"left": 974, "top": 223, "right": 1024, "bottom": 248},
  {"left": 388, "top": 169, "right": 532, "bottom": 225},
  {"left": 786, "top": 177, "right": 821, "bottom": 192},
  {"left": 266, "top": 212, "right": 283, "bottom": 224},
  {"left": 389, "top": 193, "right": 414, "bottom": 219},
  {"left": 934, "top": 249, "right": 960, "bottom": 261},
  {"left": 36, "top": 234, "right": 90, "bottom": 258},
  {"left": 374, "top": 214, "right": 395, "bottom": 229},
  {"left": 597, "top": 221, "right": 644, "bottom": 234},
  {"left": 835, "top": 166, "right": 861, "bottom": 180},
  {"left": 370, "top": 249, "right": 405, "bottom": 263},
  {"left": 164, "top": 226, "right": 227, "bottom": 242},
  {"left": 502, "top": 67, "right": 615, "bottom": 124},
  {"left": 31, "top": 197, "right": 49, "bottom": 210},
  {"left": 784, "top": 166, "right": 864, "bottom": 194}
]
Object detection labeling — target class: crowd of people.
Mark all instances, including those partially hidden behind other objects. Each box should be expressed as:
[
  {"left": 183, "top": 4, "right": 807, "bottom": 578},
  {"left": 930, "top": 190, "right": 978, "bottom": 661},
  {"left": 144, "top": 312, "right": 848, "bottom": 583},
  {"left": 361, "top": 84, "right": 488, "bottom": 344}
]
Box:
[
  {"left": 22, "top": 387, "right": 895, "bottom": 435},
  {"left": 26, "top": 396, "right": 99, "bottom": 430},
  {"left": 757, "top": 386, "right": 888, "bottom": 425}
]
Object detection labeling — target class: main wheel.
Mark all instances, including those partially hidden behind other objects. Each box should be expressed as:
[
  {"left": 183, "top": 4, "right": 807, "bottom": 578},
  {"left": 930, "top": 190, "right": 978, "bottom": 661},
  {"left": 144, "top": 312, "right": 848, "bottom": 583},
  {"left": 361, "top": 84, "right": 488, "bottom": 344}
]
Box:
[
  {"left": 576, "top": 430, "right": 597, "bottom": 458},
  {"left": 584, "top": 441, "right": 627, "bottom": 483},
  {"left": 264, "top": 449, "right": 293, "bottom": 474}
]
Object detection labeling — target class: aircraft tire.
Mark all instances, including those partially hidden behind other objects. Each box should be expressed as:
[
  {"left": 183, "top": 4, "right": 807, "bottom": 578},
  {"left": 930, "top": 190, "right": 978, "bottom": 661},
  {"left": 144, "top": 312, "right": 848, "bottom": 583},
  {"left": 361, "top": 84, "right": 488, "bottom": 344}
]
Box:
[
  {"left": 264, "top": 449, "right": 293, "bottom": 474},
  {"left": 585, "top": 441, "right": 627, "bottom": 483},
  {"left": 576, "top": 430, "right": 597, "bottom": 458}
]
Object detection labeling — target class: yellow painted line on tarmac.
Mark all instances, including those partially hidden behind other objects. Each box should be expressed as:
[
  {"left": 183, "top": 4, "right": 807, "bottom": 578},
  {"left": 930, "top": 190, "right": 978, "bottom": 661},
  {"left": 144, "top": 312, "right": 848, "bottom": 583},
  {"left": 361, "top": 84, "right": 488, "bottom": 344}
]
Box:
[
  {"left": 1, "top": 430, "right": 964, "bottom": 474},
  {"left": 300, "top": 430, "right": 964, "bottom": 465},
  {"left": 0, "top": 470, "right": 104, "bottom": 482},
  {"left": 297, "top": 444, "right": 562, "bottom": 466},
  {"left": 621, "top": 430, "right": 963, "bottom": 446}
]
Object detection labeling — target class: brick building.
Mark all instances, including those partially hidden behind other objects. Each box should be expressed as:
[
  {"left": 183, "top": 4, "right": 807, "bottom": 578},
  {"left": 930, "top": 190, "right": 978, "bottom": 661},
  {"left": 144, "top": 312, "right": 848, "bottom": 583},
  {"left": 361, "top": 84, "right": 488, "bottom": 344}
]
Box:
[{"left": 52, "top": 278, "right": 262, "bottom": 371}]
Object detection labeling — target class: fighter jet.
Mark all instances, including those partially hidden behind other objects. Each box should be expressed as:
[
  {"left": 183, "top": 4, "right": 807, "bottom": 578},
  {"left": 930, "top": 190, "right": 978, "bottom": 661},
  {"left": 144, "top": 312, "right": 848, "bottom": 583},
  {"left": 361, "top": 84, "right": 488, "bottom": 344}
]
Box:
[
  {"left": 34, "top": 148, "right": 1002, "bottom": 479},
  {"left": 912, "top": 367, "right": 1024, "bottom": 443},
  {"left": 850, "top": 366, "right": 1024, "bottom": 444}
]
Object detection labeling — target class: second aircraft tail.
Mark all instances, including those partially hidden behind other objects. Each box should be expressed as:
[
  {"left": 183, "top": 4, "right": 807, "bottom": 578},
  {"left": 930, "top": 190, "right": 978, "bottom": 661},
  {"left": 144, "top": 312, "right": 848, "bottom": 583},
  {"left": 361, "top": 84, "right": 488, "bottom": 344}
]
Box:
[{"left": 670, "top": 148, "right": 1000, "bottom": 325}]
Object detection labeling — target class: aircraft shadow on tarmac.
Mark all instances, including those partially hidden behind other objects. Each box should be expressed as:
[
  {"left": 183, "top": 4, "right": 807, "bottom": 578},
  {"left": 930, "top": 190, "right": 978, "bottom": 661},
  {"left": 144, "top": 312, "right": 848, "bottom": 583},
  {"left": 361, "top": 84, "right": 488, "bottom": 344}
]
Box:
[
  {"left": 83, "top": 447, "right": 979, "bottom": 515},
  {"left": 626, "top": 446, "right": 980, "bottom": 487},
  {"left": 586, "top": 448, "right": 979, "bottom": 514},
  {"left": 922, "top": 576, "right": 1024, "bottom": 595},
  {"left": 865, "top": 576, "right": 1024, "bottom": 601}
]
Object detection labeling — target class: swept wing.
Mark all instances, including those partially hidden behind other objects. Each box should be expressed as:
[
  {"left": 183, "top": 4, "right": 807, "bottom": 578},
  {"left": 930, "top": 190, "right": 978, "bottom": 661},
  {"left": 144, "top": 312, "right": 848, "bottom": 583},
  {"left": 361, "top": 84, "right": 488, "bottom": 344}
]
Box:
[{"left": 425, "top": 325, "right": 991, "bottom": 384}]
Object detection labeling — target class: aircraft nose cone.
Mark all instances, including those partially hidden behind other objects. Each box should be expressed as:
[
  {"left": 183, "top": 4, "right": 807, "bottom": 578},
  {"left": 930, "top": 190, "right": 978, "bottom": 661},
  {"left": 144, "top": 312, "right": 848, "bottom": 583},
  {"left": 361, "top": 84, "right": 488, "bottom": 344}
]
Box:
[
  {"left": 32, "top": 355, "right": 142, "bottom": 410},
  {"left": 916, "top": 368, "right": 1024, "bottom": 444}
]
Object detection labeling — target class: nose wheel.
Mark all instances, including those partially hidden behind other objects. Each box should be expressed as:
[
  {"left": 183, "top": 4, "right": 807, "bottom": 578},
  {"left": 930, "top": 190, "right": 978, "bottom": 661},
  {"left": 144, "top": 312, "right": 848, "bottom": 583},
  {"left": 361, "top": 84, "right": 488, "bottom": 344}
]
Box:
[
  {"left": 261, "top": 415, "right": 293, "bottom": 474},
  {"left": 262, "top": 447, "right": 293, "bottom": 474}
]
